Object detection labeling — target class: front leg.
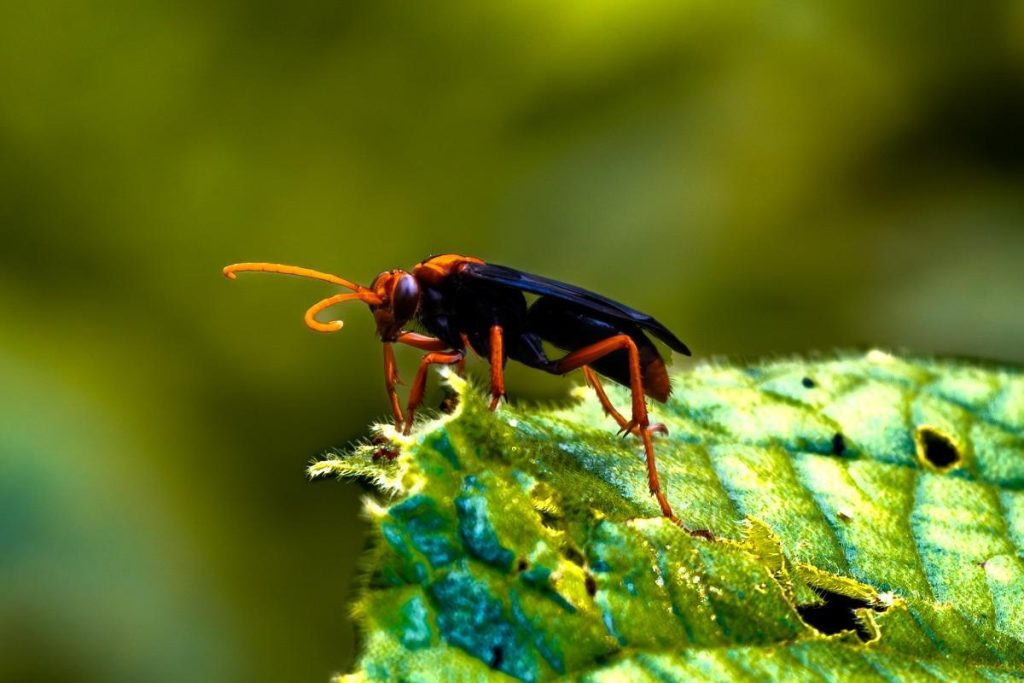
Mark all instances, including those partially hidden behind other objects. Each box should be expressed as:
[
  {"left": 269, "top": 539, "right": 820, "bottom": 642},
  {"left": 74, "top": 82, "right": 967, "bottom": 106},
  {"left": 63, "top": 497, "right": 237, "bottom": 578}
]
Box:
[
  {"left": 382, "top": 343, "right": 403, "bottom": 429},
  {"left": 403, "top": 349, "right": 465, "bottom": 435}
]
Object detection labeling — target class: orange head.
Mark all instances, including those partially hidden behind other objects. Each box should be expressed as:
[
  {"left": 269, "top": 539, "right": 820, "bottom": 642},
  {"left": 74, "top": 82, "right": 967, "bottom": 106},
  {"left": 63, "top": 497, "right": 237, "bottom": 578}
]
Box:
[
  {"left": 223, "top": 262, "right": 418, "bottom": 341},
  {"left": 367, "top": 269, "right": 421, "bottom": 341}
]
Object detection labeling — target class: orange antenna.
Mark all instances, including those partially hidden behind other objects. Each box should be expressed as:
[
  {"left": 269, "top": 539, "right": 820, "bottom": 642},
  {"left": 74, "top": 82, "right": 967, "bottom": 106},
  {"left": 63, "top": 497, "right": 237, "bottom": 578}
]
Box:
[
  {"left": 223, "top": 262, "right": 373, "bottom": 295},
  {"left": 224, "top": 262, "right": 383, "bottom": 333},
  {"left": 303, "top": 293, "right": 375, "bottom": 333}
]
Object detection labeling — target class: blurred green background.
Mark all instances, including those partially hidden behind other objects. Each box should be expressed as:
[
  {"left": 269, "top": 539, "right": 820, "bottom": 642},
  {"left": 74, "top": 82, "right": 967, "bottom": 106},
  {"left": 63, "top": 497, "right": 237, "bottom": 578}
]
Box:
[{"left": 2, "top": 1, "right": 1023, "bottom": 681}]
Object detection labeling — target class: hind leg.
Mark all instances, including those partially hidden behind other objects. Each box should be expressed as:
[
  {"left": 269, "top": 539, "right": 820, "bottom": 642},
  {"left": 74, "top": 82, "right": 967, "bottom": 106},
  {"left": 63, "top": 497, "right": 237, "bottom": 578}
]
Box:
[
  {"left": 581, "top": 366, "right": 668, "bottom": 437},
  {"left": 564, "top": 344, "right": 710, "bottom": 539},
  {"left": 554, "top": 336, "right": 716, "bottom": 539}
]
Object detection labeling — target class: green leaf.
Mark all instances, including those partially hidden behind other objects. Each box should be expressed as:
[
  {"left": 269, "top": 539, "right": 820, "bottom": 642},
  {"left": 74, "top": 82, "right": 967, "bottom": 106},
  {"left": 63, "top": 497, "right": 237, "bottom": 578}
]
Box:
[{"left": 313, "top": 351, "right": 1024, "bottom": 682}]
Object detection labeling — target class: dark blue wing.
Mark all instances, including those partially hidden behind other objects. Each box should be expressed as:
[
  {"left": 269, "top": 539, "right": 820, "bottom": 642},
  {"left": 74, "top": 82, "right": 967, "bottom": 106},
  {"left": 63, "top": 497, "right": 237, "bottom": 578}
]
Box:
[{"left": 460, "top": 261, "right": 690, "bottom": 355}]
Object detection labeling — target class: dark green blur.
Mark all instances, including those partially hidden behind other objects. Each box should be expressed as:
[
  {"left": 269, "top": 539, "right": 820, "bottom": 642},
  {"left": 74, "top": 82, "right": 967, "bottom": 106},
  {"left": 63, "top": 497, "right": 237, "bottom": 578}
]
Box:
[{"left": 1, "top": 2, "right": 1022, "bottom": 681}]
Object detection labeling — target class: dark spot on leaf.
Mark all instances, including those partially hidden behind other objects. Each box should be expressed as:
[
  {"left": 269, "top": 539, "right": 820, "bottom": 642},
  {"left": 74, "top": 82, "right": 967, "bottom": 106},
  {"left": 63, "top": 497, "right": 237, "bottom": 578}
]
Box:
[
  {"left": 563, "top": 546, "right": 586, "bottom": 566},
  {"left": 370, "top": 434, "right": 400, "bottom": 461},
  {"left": 539, "top": 510, "right": 564, "bottom": 531},
  {"left": 796, "top": 588, "right": 882, "bottom": 642},
  {"left": 584, "top": 573, "right": 597, "bottom": 597},
  {"left": 372, "top": 446, "right": 399, "bottom": 461},
  {"left": 831, "top": 433, "right": 846, "bottom": 456},
  {"left": 439, "top": 389, "right": 460, "bottom": 414},
  {"left": 801, "top": 377, "right": 816, "bottom": 388},
  {"left": 915, "top": 426, "right": 961, "bottom": 471},
  {"left": 516, "top": 559, "right": 528, "bottom": 572},
  {"left": 489, "top": 646, "right": 504, "bottom": 669}
]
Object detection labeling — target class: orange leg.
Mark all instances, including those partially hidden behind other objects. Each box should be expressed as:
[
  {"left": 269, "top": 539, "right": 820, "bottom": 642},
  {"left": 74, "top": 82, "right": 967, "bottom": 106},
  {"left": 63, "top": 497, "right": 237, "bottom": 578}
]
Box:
[
  {"left": 382, "top": 333, "right": 448, "bottom": 428},
  {"left": 404, "top": 350, "right": 465, "bottom": 435},
  {"left": 582, "top": 366, "right": 667, "bottom": 437},
  {"left": 456, "top": 334, "right": 471, "bottom": 376},
  {"left": 382, "top": 343, "right": 403, "bottom": 429},
  {"left": 395, "top": 332, "right": 449, "bottom": 352},
  {"left": 396, "top": 332, "right": 464, "bottom": 418},
  {"left": 556, "top": 335, "right": 708, "bottom": 537},
  {"left": 489, "top": 325, "right": 505, "bottom": 410},
  {"left": 556, "top": 336, "right": 649, "bottom": 436}
]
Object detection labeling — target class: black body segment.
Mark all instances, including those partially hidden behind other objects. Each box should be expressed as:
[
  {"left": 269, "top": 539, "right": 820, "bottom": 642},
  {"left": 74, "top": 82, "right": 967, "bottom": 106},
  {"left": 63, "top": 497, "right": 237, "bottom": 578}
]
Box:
[{"left": 413, "top": 261, "right": 680, "bottom": 402}]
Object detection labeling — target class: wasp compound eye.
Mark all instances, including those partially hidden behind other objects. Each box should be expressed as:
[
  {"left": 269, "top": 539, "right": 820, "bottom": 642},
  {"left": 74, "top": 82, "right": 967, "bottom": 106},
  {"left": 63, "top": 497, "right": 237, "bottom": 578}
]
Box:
[{"left": 391, "top": 273, "right": 420, "bottom": 323}]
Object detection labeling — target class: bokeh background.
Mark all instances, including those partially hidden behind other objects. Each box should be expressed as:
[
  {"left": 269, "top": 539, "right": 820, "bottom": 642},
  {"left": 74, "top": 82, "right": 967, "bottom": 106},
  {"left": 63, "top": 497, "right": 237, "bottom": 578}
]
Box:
[{"left": 2, "top": 1, "right": 1023, "bottom": 681}]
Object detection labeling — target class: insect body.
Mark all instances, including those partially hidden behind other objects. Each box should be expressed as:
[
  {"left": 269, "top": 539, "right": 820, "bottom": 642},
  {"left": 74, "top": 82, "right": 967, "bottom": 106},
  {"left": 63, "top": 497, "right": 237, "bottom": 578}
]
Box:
[{"left": 224, "top": 255, "right": 704, "bottom": 535}]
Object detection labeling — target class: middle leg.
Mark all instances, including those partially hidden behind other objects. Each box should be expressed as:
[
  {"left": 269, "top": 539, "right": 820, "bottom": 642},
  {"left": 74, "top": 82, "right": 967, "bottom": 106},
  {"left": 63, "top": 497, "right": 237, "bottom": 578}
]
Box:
[
  {"left": 403, "top": 350, "right": 464, "bottom": 435},
  {"left": 394, "top": 332, "right": 463, "bottom": 434},
  {"left": 488, "top": 325, "right": 505, "bottom": 411},
  {"left": 382, "top": 342, "right": 403, "bottom": 429}
]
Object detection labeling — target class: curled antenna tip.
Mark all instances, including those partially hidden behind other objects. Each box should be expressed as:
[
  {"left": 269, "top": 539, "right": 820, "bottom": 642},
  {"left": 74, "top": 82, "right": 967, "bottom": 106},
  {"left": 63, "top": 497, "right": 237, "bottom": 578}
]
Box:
[
  {"left": 223, "top": 266, "right": 237, "bottom": 279},
  {"left": 306, "top": 316, "right": 346, "bottom": 333}
]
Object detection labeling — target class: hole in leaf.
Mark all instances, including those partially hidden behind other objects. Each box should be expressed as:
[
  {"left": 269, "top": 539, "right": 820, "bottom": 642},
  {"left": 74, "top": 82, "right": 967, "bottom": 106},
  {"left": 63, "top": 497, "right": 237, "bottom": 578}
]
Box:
[
  {"left": 831, "top": 433, "right": 846, "bottom": 456},
  {"left": 801, "top": 377, "right": 816, "bottom": 388},
  {"left": 796, "top": 588, "right": 881, "bottom": 642},
  {"left": 915, "top": 426, "right": 961, "bottom": 471},
  {"left": 584, "top": 573, "right": 597, "bottom": 597},
  {"left": 516, "top": 559, "right": 528, "bottom": 572}
]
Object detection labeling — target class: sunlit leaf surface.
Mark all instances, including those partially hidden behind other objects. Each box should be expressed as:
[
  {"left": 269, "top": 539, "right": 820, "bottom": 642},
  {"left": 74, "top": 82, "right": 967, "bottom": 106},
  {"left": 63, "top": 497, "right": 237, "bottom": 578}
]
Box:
[{"left": 313, "top": 351, "right": 1024, "bottom": 681}]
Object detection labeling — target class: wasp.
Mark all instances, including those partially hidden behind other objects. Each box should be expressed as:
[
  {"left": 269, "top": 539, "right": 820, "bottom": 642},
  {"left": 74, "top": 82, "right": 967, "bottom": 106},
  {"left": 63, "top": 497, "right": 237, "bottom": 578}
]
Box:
[{"left": 224, "top": 254, "right": 704, "bottom": 535}]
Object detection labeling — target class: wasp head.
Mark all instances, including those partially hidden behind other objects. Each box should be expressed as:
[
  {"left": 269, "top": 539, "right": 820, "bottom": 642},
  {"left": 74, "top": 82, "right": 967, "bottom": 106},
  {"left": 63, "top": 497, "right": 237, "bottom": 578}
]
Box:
[{"left": 369, "top": 270, "right": 421, "bottom": 341}]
